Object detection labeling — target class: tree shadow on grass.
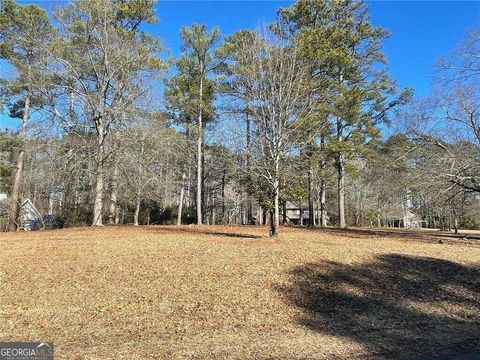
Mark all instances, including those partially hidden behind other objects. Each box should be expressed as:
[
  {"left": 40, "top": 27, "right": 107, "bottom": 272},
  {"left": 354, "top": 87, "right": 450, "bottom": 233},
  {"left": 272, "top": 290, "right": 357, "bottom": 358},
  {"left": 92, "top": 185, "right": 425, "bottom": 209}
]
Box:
[
  {"left": 153, "top": 226, "right": 263, "bottom": 239},
  {"left": 279, "top": 254, "right": 480, "bottom": 359},
  {"left": 302, "top": 227, "right": 480, "bottom": 245}
]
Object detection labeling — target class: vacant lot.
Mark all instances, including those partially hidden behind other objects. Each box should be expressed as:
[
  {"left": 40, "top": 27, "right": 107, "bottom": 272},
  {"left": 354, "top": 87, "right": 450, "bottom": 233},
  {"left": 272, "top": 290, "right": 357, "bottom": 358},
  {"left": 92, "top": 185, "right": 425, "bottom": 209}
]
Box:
[{"left": 1, "top": 226, "right": 479, "bottom": 359}]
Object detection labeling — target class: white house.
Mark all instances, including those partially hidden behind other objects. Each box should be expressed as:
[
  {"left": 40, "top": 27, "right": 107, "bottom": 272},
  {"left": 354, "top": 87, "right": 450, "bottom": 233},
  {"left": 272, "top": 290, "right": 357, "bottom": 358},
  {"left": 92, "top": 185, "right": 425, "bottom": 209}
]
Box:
[{"left": 19, "top": 198, "right": 42, "bottom": 230}]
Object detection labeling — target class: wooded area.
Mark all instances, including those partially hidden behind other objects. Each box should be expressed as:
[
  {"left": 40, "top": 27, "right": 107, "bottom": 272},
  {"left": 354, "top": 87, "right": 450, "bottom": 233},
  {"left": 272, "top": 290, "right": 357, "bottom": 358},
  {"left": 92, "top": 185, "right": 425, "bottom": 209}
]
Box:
[{"left": 1, "top": 0, "right": 479, "bottom": 236}]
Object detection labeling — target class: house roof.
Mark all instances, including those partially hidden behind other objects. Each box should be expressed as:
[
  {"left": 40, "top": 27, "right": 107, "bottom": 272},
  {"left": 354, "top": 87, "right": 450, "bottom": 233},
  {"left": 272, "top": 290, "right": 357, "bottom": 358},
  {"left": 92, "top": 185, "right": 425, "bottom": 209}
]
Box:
[{"left": 20, "top": 198, "right": 42, "bottom": 219}]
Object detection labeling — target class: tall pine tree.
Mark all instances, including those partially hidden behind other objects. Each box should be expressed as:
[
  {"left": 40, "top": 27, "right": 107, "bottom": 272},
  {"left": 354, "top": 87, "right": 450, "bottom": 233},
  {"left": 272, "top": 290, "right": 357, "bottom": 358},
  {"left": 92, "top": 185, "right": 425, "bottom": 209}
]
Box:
[{"left": 277, "top": 0, "right": 410, "bottom": 228}]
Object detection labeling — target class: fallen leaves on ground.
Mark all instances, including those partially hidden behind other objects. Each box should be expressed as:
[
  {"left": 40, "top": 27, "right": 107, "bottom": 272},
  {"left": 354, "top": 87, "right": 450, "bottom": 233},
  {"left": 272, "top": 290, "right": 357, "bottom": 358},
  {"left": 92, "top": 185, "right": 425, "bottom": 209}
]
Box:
[{"left": 1, "top": 225, "right": 479, "bottom": 359}]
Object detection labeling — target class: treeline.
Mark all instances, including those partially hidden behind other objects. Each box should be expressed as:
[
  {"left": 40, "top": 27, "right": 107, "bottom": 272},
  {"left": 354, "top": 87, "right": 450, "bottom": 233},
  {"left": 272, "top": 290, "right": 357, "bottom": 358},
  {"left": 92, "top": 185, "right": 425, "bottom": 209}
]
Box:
[{"left": 0, "top": 0, "right": 478, "bottom": 235}]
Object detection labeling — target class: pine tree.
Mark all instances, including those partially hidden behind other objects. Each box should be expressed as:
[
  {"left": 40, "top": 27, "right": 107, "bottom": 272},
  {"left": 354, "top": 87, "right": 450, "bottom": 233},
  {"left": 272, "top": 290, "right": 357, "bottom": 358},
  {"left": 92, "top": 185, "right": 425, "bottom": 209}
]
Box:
[
  {"left": 165, "top": 24, "right": 222, "bottom": 225},
  {"left": 277, "top": 0, "right": 410, "bottom": 228}
]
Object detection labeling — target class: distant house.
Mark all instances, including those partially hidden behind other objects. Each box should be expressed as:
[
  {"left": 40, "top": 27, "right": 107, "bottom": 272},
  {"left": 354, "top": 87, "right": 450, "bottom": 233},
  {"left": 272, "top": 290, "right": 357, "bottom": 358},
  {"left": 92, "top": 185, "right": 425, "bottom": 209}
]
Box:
[
  {"left": 393, "top": 210, "right": 427, "bottom": 228},
  {"left": 19, "top": 198, "right": 42, "bottom": 230},
  {"left": 0, "top": 193, "right": 7, "bottom": 201},
  {"left": 285, "top": 201, "right": 329, "bottom": 225}
]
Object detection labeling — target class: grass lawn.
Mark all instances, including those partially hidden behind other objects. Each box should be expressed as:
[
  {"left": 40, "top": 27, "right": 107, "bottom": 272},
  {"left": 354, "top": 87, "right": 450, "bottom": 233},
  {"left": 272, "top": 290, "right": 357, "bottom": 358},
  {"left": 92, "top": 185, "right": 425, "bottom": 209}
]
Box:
[{"left": 1, "top": 226, "right": 479, "bottom": 359}]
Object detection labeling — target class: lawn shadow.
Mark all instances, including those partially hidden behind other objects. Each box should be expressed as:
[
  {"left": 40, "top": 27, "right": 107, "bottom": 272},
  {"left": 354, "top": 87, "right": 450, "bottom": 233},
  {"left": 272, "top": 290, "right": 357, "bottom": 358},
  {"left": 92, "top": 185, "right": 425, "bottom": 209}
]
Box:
[
  {"left": 302, "top": 226, "right": 480, "bottom": 244},
  {"left": 152, "top": 226, "right": 263, "bottom": 239},
  {"left": 279, "top": 254, "right": 480, "bottom": 359}
]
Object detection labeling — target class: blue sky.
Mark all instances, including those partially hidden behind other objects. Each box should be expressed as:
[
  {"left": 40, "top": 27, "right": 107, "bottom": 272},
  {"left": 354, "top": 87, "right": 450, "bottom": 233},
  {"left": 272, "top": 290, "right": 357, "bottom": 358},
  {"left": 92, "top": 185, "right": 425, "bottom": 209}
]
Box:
[{"left": 1, "top": 0, "right": 479, "bottom": 131}]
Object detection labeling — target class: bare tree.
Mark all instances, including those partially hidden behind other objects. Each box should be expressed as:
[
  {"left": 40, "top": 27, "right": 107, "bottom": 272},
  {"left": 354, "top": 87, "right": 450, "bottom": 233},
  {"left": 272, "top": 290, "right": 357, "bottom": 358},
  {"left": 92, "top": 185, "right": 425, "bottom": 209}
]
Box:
[
  {"left": 43, "top": 0, "right": 163, "bottom": 226},
  {"left": 401, "top": 30, "right": 480, "bottom": 195},
  {"left": 1, "top": 1, "right": 53, "bottom": 231},
  {"left": 437, "top": 29, "right": 480, "bottom": 82},
  {"left": 118, "top": 119, "right": 187, "bottom": 226},
  {"left": 232, "top": 31, "right": 314, "bottom": 236}
]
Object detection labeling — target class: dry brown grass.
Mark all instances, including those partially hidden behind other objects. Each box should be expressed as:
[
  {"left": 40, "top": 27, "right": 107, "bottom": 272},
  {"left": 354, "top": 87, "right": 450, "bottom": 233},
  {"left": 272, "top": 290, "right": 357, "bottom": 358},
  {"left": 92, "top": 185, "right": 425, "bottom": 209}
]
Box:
[{"left": 1, "top": 225, "right": 479, "bottom": 359}]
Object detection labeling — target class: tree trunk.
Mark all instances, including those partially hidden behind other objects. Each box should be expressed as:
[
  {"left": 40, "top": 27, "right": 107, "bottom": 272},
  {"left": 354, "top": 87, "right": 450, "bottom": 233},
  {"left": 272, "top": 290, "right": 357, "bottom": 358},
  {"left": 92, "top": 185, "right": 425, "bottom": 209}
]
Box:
[
  {"left": 320, "top": 179, "right": 327, "bottom": 227},
  {"left": 121, "top": 207, "right": 125, "bottom": 224},
  {"left": 186, "top": 164, "right": 192, "bottom": 208},
  {"left": 92, "top": 113, "right": 107, "bottom": 226},
  {"left": 222, "top": 168, "right": 226, "bottom": 223},
  {"left": 177, "top": 173, "right": 186, "bottom": 225},
  {"left": 246, "top": 109, "right": 253, "bottom": 225},
  {"left": 308, "top": 169, "right": 314, "bottom": 227},
  {"left": 201, "top": 148, "right": 206, "bottom": 221},
  {"left": 282, "top": 200, "right": 287, "bottom": 225},
  {"left": 108, "top": 162, "right": 119, "bottom": 224},
  {"left": 307, "top": 135, "right": 314, "bottom": 227},
  {"left": 196, "top": 68, "right": 204, "bottom": 225},
  {"left": 319, "top": 136, "right": 327, "bottom": 228},
  {"left": 92, "top": 157, "right": 104, "bottom": 226},
  {"left": 270, "top": 180, "right": 280, "bottom": 237},
  {"left": 299, "top": 199, "right": 304, "bottom": 226},
  {"left": 8, "top": 94, "right": 30, "bottom": 231},
  {"left": 48, "top": 192, "right": 54, "bottom": 215},
  {"left": 337, "top": 151, "right": 346, "bottom": 228},
  {"left": 336, "top": 73, "right": 346, "bottom": 229},
  {"left": 134, "top": 197, "right": 141, "bottom": 226}
]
